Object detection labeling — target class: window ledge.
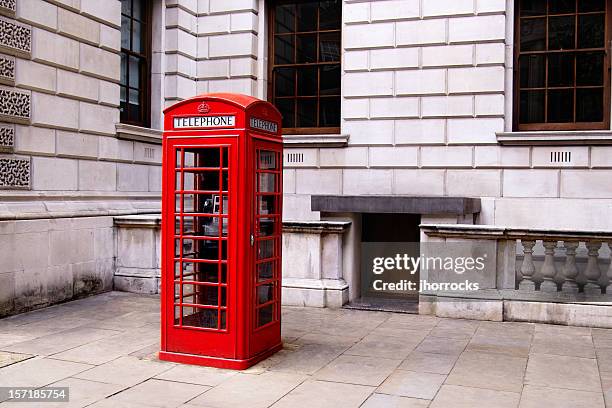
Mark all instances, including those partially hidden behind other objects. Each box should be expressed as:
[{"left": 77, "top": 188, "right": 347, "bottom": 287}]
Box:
[
  {"left": 497, "top": 131, "right": 612, "bottom": 145},
  {"left": 282, "top": 133, "right": 349, "bottom": 148},
  {"left": 116, "top": 123, "right": 163, "bottom": 144}
]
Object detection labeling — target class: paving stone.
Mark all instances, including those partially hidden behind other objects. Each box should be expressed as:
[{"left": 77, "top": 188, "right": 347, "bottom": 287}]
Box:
[
  {"left": 344, "top": 334, "right": 421, "bottom": 360},
  {"left": 525, "top": 353, "right": 601, "bottom": 392},
  {"left": 74, "top": 356, "right": 173, "bottom": 387},
  {"left": 377, "top": 370, "right": 446, "bottom": 399},
  {"left": 446, "top": 351, "right": 527, "bottom": 392},
  {"left": 531, "top": 333, "right": 595, "bottom": 358},
  {"left": 0, "top": 357, "right": 92, "bottom": 388},
  {"left": 107, "top": 378, "right": 209, "bottom": 407},
  {"left": 269, "top": 343, "right": 347, "bottom": 374},
  {"left": 189, "top": 371, "right": 306, "bottom": 408},
  {"left": 534, "top": 324, "right": 591, "bottom": 336},
  {"left": 361, "top": 393, "right": 430, "bottom": 408},
  {"left": 415, "top": 336, "right": 469, "bottom": 356},
  {"left": 428, "top": 319, "right": 479, "bottom": 340},
  {"left": 0, "top": 351, "right": 33, "bottom": 368},
  {"left": 155, "top": 364, "right": 237, "bottom": 386},
  {"left": 314, "top": 354, "right": 401, "bottom": 386},
  {"left": 467, "top": 333, "right": 532, "bottom": 357},
  {"left": 430, "top": 385, "right": 520, "bottom": 408},
  {"left": 519, "top": 385, "right": 604, "bottom": 408},
  {"left": 270, "top": 379, "right": 374, "bottom": 408},
  {"left": 3, "top": 327, "right": 120, "bottom": 356},
  {"left": 399, "top": 351, "right": 459, "bottom": 374}
]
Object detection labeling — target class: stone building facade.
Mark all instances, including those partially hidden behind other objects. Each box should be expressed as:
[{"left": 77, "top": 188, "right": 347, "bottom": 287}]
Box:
[{"left": 1, "top": 0, "right": 611, "bottom": 316}]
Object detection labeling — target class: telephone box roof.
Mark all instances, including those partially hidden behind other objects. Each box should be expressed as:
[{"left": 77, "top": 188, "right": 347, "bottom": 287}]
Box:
[{"left": 163, "top": 93, "right": 281, "bottom": 116}]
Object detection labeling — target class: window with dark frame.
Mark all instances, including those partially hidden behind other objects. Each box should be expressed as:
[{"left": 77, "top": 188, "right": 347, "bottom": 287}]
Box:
[
  {"left": 515, "top": 0, "right": 610, "bottom": 131},
  {"left": 269, "top": 0, "right": 341, "bottom": 134},
  {"left": 120, "top": 0, "right": 151, "bottom": 128}
]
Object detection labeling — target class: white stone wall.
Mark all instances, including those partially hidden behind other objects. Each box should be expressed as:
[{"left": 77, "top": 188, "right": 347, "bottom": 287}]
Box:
[
  {"left": 279, "top": 0, "right": 612, "bottom": 231},
  {"left": 164, "top": 0, "right": 259, "bottom": 107}
]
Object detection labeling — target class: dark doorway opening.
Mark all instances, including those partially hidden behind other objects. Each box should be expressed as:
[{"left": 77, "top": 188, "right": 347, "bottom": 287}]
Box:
[{"left": 347, "top": 213, "right": 421, "bottom": 313}]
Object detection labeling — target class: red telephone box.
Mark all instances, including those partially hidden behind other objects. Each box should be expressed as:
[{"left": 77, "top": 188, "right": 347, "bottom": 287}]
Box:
[{"left": 159, "top": 93, "right": 283, "bottom": 369}]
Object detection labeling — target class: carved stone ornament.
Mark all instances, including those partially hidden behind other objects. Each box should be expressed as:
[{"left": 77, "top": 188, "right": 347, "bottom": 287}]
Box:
[
  {"left": 0, "top": 87, "right": 31, "bottom": 123},
  {"left": 0, "top": 0, "right": 16, "bottom": 18},
  {"left": 0, "top": 17, "right": 31, "bottom": 57},
  {"left": 0, "top": 156, "right": 30, "bottom": 189},
  {"left": 0, "top": 53, "right": 15, "bottom": 85},
  {"left": 0, "top": 123, "right": 14, "bottom": 152}
]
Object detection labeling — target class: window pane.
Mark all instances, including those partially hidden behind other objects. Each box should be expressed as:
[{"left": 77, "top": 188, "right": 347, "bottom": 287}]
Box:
[
  {"left": 578, "top": 14, "right": 605, "bottom": 49},
  {"left": 276, "top": 99, "right": 295, "bottom": 128},
  {"left": 319, "top": 0, "right": 341, "bottom": 29},
  {"left": 132, "top": 20, "right": 142, "bottom": 53},
  {"left": 258, "top": 304, "right": 273, "bottom": 326},
  {"left": 548, "top": 53, "right": 574, "bottom": 87},
  {"left": 296, "top": 34, "right": 317, "bottom": 63},
  {"left": 549, "top": 16, "right": 575, "bottom": 50},
  {"left": 320, "top": 97, "right": 340, "bottom": 127},
  {"left": 275, "top": 4, "right": 295, "bottom": 33},
  {"left": 120, "top": 86, "right": 127, "bottom": 104},
  {"left": 257, "top": 262, "right": 274, "bottom": 282},
  {"left": 576, "top": 88, "right": 604, "bottom": 122},
  {"left": 274, "top": 68, "right": 295, "bottom": 97},
  {"left": 129, "top": 89, "right": 139, "bottom": 105},
  {"left": 297, "top": 98, "right": 317, "bottom": 127},
  {"left": 121, "top": 0, "right": 131, "bottom": 15},
  {"left": 120, "top": 54, "right": 128, "bottom": 86},
  {"left": 576, "top": 52, "right": 604, "bottom": 86},
  {"left": 274, "top": 35, "right": 295, "bottom": 65},
  {"left": 257, "top": 284, "right": 274, "bottom": 304},
  {"left": 133, "top": 0, "right": 143, "bottom": 20},
  {"left": 320, "top": 65, "right": 341, "bottom": 95},
  {"left": 319, "top": 31, "right": 340, "bottom": 62},
  {"left": 297, "top": 2, "right": 317, "bottom": 32},
  {"left": 547, "top": 89, "right": 574, "bottom": 122},
  {"left": 520, "top": 90, "right": 545, "bottom": 123},
  {"left": 520, "top": 18, "right": 546, "bottom": 51},
  {"left": 520, "top": 0, "right": 546, "bottom": 16},
  {"left": 579, "top": 0, "right": 606, "bottom": 12},
  {"left": 520, "top": 55, "right": 546, "bottom": 88},
  {"left": 549, "top": 0, "right": 575, "bottom": 14},
  {"left": 297, "top": 67, "right": 317, "bottom": 96},
  {"left": 121, "top": 16, "right": 130, "bottom": 49},
  {"left": 129, "top": 56, "right": 140, "bottom": 88}
]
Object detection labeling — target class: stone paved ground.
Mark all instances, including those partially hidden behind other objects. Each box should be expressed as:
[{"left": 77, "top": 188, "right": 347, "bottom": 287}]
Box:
[{"left": 0, "top": 292, "right": 610, "bottom": 408}]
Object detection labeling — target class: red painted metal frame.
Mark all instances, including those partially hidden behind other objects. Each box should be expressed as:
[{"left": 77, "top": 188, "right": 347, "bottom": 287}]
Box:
[{"left": 160, "top": 94, "right": 283, "bottom": 370}]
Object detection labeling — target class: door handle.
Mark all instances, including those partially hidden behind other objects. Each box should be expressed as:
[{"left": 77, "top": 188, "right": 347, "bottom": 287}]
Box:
[{"left": 250, "top": 234, "right": 254, "bottom": 247}]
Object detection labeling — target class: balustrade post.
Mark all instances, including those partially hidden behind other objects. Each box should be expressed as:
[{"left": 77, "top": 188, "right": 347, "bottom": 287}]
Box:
[
  {"left": 519, "top": 240, "right": 536, "bottom": 291},
  {"left": 561, "top": 241, "right": 580, "bottom": 293},
  {"left": 540, "top": 241, "right": 558, "bottom": 292},
  {"left": 584, "top": 241, "right": 603, "bottom": 295}
]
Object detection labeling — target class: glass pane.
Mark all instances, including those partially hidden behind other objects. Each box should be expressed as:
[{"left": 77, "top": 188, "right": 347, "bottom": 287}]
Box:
[
  {"left": 128, "top": 89, "right": 139, "bottom": 105},
  {"left": 520, "top": 55, "right": 546, "bottom": 88},
  {"left": 128, "top": 97, "right": 140, "bottom": 121},
  {"left": 258, "top": 239, "right": 274, "bottom": 260},
  {"left": 258, "top": 151, "right": 277, "bottom": 170},
  {"left": 182, "top": 193, "right": 214, "bottom": 213},
  {"left": 297, "top": 98, "right": 317, "bottom": 127},
  {"left": 576, "top": 52, "right": 604, "bottom": 85},
  {"left": 132, "top": 20, "right": 142, "bottom": 53},
  {"left": 548, "top": 53, "right": 574, "bottom": 87},
  {"left": 274, "top": 35, "right": 295, "bottom": 65},
  {"left": 180, "top": 216, "right": 227, "bottom": 237},
  {"left": 297, "top": 2, "right": 317, "bottom": 32},
  {"left": 579, "top": 0, "right": 606, "bottom": 12},
  {"left": 121, "top": 16, "right": 130, "bottom": 49},
  {"left": 319, "top": 32, "right": 340, "bottom": 62},
  {"left": 547, "top": 89, "right": 574, "bottom": 122},
  {"left": 197, "top": 148, "right": 221, "bottom": 168},
  {"left": 258, "top": 195, "right": 277, "bottom": 215},
  {"left": 274, "top": 68, "right": 295, "bottom": 97},
  {"left": 549, "top": 16, "right": 575, "bottom": 50},
  {"left": 578, "top": 14, "right": 605, "bottom": 49},
  {"left": 120, "top": 54, "right": 128, "bottom": 85},
  {"left": 258, "top": 173, "right": 276, "bottom": 193},
  {"left": 187, "top": 261, "right": 218, "bottom": 282},
  {"left": 182, "top": 308, "right": 218, "bottom": 328},
  {"left": 219, "top": 310, "right": 226, "bottom": 330},
  {"left": 549, "top": 0, "right": 576, "bottom": 14},
  {"left": 296, "top": 34, "right": 317, "bottom": 63},
  {"left": 258, "top": 218, "right": 276, "bottom": 236},
  {"left": 129, "top": 56, "right": 140, "bottom": 88},
  {"left": 257, "top": 262, "right": 274, "bottom": 282},
  {"left": 520, "top": 18, "right": 546, "bottom": 51},
  {"left": 121, "top": 0, "right": 131, "bottom": 15},
  {"left": 576, "top": 88, "right": 604, "bottom": 122},
  {"left": 320, "top": 65, "right": 341, "bottom": 95},
  {"left": 275, "top": 4, "right": 295, "bottom": 33},
  {"left": 319, "top": 0, "right": 341, "bottom": 29},
  {"left": 257, "top": 284, "right": 274, "bottom": 304},
  {"left": 120, "top": 86, "right": 127, "bottom": 104},
  {"left": 276, "top": 99, "right": 295, "bottom": 128},
  {"left": 319, "top": 97, "right": 340, "bottom": 127},
  {"left": 520, "top": 90, "right": 545, "bottom": 123},
  {"left": 520, "top": 0, "right": 546, "bottom": 16},
  {"left": 133, "top": 0, "right": 143, "bottom": 20},
  {"left": 258, "top": 305, "right": 274, "bottom": 326},
  {"left": 297, "top": 67, "right": 317, "bottom": 96},
  {"left": 182, "top": 171, "right": 220, "bottom": 191}
]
